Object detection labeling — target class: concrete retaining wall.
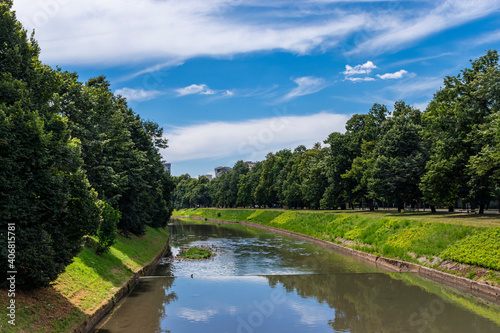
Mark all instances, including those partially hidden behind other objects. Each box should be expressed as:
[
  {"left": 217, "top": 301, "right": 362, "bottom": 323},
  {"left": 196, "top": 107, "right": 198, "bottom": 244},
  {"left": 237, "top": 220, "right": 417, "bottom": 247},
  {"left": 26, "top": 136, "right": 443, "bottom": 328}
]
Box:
[
  {"left": 175, "top": 215, "right": 500, "bottom": 304},
  {"left": 74, "top": 236, "right": 171, "bottom": 333}
]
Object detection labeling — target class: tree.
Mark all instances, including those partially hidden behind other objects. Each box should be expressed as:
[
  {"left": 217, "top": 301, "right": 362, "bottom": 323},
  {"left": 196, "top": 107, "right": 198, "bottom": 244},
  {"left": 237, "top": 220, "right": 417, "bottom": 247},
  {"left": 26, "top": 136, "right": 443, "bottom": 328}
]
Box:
[
  {"left": 368, "top": 101, "right": 426, "bottom": 212},
  {"left": 300, "top": 146, "right": 328, "bottom": 209},
  {"left": 237, "top": 161, "right": 263, "bottom": 207},
  {"left": 58, "top": 74, "right": 171, "bottom": 234},
  {"left": 322, "top": 132, "right": 352, "bottom": 209},
  {"left": 0, "top": 1, "right": 100, "bottom": 287},
  {"left": 96, "top": 201, "right": 120, "bottom": 253},
  {"left": 341, "top": 104, "right": 388, "bottom": 210},
  {"left": 421, "top": 50, "right": 500, "bottom": 213},
  {"left": 255, "top": 153, "right": 279, "bottom": 207},
  {"left": 172, "top": 175, "right": 192, "bottom": 209}
]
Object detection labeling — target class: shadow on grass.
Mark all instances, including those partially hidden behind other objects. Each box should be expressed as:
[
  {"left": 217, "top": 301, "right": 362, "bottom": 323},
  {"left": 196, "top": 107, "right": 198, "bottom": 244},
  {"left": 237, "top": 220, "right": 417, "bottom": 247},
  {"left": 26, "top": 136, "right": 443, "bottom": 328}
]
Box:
[{"left": 0, "top": 286, "right": 87, "bottom": 332}]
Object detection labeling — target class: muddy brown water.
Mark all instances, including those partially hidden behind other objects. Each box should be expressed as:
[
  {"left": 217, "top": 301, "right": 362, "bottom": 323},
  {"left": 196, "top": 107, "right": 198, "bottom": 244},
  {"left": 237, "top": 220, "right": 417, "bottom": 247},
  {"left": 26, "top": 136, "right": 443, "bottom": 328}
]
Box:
[{"left": 95, "top": 218, "right": 500, "bottom": 332}]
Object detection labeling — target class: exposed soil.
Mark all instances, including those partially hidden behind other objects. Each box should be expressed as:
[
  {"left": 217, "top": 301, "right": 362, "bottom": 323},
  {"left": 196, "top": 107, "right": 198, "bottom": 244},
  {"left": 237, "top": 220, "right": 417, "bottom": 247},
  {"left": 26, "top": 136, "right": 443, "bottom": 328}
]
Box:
[{"left": 437, "top": 260, "right": 500, "bottom": 285}]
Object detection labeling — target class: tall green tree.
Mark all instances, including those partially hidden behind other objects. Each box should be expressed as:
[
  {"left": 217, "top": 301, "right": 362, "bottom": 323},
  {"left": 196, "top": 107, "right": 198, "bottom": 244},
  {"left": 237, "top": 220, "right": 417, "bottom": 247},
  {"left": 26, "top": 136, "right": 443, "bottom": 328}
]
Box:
[
  {"left": 322, "top": 132, "right": 352, "bottom": 209},
  {"left": 421, "top": 50, "right": 500, "bottom": 213},
  {"left": 341, "top": 104, "right": 388, "bottom": 210},
  {"left": 368, "top": 101, "right": 426, "bottom": 212},
  {"left": 237, "top": 161, "right": 263, "bottom": 207},
  {"left": 0, "top": 1, "right": 100, "bottom": 287}
]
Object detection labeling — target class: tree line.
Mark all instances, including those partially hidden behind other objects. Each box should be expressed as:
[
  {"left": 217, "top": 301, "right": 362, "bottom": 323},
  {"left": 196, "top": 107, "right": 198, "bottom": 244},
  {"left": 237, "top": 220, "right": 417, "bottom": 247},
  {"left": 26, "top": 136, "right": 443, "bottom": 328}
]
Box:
[
  {"left": 173, "top": 50, "right": 500, "bottom": 214},
  {"left": 0, "top": 1, "right": 174, "bottom": 288}
]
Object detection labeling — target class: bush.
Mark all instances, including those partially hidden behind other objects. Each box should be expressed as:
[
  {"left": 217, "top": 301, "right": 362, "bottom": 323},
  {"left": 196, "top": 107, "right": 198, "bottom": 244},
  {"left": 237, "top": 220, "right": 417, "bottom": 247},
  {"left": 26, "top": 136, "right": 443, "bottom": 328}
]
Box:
[{"left": 96, "top": 201, "right": 120, "bottom": 253}]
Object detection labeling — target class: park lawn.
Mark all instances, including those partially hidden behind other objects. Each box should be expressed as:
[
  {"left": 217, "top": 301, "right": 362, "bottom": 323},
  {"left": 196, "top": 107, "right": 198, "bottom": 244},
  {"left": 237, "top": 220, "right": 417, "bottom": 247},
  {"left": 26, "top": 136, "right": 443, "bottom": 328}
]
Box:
[{"left": 0, "top": 226, "right": 169, "bottom": 333}]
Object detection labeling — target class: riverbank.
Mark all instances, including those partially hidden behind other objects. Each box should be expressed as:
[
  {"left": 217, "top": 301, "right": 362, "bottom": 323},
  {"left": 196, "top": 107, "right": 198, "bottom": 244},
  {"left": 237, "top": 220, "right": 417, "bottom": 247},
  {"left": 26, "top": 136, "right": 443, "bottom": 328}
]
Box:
[
  {"left": 173, "top": 208, "right": 500, "bottom": 289},
  {"left": 0, "top": 226, "right": 169, "bottom": 333}
]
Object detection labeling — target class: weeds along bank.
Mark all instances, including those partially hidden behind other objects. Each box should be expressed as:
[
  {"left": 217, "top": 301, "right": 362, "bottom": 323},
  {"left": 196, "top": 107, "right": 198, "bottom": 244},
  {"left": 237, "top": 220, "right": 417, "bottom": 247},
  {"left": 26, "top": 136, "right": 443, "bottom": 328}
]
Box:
[
  {"left": 0, "top": 227, "right": 169, "bottom": 333},
  {"left": 173, "top": 209, "right": 500, "bottom": 285}
]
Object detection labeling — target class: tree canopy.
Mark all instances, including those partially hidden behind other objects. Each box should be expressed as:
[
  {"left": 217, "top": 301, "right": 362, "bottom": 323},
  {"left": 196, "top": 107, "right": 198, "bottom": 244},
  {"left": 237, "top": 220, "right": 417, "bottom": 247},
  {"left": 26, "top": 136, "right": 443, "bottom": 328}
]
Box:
[{"left": 0, "top": 2, "right": 174, "bottom": 288}]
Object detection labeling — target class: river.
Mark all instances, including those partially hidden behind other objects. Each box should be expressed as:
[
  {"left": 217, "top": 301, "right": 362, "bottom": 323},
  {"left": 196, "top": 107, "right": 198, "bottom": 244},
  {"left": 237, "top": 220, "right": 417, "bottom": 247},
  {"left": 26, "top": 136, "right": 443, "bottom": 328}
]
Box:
[{"left": 95, "top": 218, "right": 500, "bottom": 332}]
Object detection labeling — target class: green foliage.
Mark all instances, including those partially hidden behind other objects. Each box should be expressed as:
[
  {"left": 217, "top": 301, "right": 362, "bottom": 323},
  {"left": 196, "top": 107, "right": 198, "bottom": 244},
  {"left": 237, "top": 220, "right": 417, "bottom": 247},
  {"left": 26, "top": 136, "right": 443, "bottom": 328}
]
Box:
[
  {"left": 0, "top": 3, "right": 101, "bottom": 288},
  {"left": 96, "top": 201, "right": 120, "bottom": 253},
  {"left": 441, "top": 229, "right": 500, "bottom": 270},
  {"left": 0, "top": 4, "right": 174, "bottom": 288},
  {"left": 421, "top": 50, "right": 500, "bottom": 212},
  {"left": 368, "top": 101, "right": 426, "bottom": 211},
  {"left": 180, "top": 247, "right": 213, "bottom": 259}
]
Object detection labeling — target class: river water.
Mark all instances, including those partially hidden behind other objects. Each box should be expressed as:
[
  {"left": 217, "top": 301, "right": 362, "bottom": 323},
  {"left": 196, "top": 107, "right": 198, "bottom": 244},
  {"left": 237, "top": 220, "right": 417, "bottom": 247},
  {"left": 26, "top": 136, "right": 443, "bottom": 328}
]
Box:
[{"left": 95, "top": 218, "right": 500, "bottom": 332}]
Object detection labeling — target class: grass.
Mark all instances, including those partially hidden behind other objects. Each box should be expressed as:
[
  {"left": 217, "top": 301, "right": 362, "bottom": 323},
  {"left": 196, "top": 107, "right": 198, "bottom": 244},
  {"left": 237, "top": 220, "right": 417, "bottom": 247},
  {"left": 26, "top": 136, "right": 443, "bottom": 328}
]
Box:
[
  {"left": 180, "top": 247, "right": 213, "bottom": 260},
  {"left": 0, "top": 226, "right": 169, "bottom": 332},
  {"left": 174, "top": 208, "right": 500, "bottom": 283},
  {"left": 175, "top": 207, "right": 500, "bottom": 227}
]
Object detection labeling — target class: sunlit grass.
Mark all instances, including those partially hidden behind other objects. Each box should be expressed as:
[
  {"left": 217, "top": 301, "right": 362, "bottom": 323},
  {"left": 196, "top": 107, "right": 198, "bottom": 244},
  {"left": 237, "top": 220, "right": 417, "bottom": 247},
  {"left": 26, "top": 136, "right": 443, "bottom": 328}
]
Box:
[{"left": 0, "top": 226, "right": 169, "bottom": 332}]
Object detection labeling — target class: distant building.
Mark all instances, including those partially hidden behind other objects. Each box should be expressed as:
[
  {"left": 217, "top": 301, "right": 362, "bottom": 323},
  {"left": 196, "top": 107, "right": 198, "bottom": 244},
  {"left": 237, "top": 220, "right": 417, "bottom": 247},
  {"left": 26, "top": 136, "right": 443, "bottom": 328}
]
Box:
[
  {"left": 162, "top": 163, "right": 171, "bottom": 174},
  {"left": 245, "top": 161, "right": 256, "bottom": 169},
  {"left": 198, "top": 174, "right": 213, "bottom": 181},
  {"left": 215, "top": 166, "right": 232, "bottom": 178}
]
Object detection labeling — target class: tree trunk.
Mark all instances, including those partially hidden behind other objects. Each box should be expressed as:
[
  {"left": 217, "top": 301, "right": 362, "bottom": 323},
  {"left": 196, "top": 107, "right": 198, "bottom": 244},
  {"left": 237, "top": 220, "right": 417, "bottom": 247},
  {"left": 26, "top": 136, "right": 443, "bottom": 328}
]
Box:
[
  {"left": 479, "top": 203, "right": 485, "bottom": 215},
  {"left": 430, "top": 205, "right": 436, "bottom": 213},
  {"left": 368, "top": 199, "right": 374, "bottom": 211},
  {"left": 341, "top": 203, "right": 346, "bottom": 210},
  {"left": 448, "top": 206, "right": 454, "bottom": 212},
  {"left": 398, "top": 202, "right": 404, "bottom": 213}
]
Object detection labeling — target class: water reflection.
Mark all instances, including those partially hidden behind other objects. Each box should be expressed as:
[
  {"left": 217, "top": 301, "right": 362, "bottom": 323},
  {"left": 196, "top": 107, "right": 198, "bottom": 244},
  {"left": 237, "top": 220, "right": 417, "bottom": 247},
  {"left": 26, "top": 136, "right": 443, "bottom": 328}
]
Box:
[
  {"left": 97, "top": 274, "right": 500, "bottom": 333},
  {"left": 96, "top": 278, "right": 177, "bottom": 333},
  {"left": 96, "top": 219, "right": 500, "bottom": 333}
]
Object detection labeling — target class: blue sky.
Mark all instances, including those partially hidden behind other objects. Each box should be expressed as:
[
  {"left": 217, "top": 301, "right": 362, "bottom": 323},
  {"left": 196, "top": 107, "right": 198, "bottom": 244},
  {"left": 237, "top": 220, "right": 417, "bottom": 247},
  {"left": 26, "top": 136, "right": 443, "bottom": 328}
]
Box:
[{"left": 13, "top": 0, "right": 500, "bottom": 177}]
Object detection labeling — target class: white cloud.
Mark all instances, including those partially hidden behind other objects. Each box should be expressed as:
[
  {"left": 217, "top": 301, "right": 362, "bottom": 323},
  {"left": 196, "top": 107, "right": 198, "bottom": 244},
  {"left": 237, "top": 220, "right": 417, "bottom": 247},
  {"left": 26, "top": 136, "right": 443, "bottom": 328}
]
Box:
[
  {"left": 117, "top": 58, "right": 186, "bottom": 83},
  {"left": 13, "top": 0, "right": 368, "bottom": 65},
  {"left": 350, "top": 0, "right": 500, "bottom": 55},
  {"left": 177, "top": 308, "right": 218, "bottom": 322},
  {"left": 160, "top": 112, "right": 349, "bottom": 162},
  {"left": 114, "top": 87, "right": 162, "bottom": 101},
  {"left": 386, "top": 76, "right": 443, "bottom": 96},
  {"left": 12, "top": 0, "right": 500, "bottom": 66},
  {"left": 377, "top": 69, "right": 408, "bottom": 80},
  {"left": 343, "top": 61, "right": 377, "bottom": 76},
  {"left": 282, "top": 76, "right": 328, "bottom": 101},
  {"left": 288, "top": 301, "right": 333, "bottom": 325},
  {"left": 176, "top": 84, "right": 216, "bottom": 96},
  {"left": 345, "top": 77, "right": 375, "bottom": 82},
  {"left": 471, "top": 29, "right": 500, "bottom": 46}
]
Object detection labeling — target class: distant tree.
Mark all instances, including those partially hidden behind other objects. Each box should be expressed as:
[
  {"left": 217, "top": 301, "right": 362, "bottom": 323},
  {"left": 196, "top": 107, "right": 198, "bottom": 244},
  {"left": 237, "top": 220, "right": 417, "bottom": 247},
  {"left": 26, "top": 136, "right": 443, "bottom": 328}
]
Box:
[
  {"left": 237, "top": 161, "right": 263, "bottom": 207},
  {"left": 341, "top": 104, "right": 388, "bottom": 210},
  {"left": 368, "top": 101, "right": 426, "bottom": 212},
  {"left": 255, "top": 153, "right": 279, "bottom": 207},
  {"left": 322, "top": 132, "right": 352, "bottom": 209},
  {"left": 300, "top": 147, "right": 327, "bottom": 209}
]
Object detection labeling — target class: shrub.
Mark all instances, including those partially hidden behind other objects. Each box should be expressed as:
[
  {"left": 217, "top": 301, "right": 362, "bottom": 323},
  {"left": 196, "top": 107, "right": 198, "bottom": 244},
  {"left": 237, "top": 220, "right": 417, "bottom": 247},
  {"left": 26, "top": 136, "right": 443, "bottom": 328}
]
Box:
[{"left": 96, "top": 201, "right": 120, "bottom": 253}]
